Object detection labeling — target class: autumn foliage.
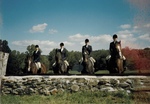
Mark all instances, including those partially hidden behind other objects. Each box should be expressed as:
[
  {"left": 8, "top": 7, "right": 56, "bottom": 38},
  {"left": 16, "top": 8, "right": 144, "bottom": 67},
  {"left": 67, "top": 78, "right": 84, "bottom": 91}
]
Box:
[{"left": 122, "top": 47, "right": 150, "bottom": 73}]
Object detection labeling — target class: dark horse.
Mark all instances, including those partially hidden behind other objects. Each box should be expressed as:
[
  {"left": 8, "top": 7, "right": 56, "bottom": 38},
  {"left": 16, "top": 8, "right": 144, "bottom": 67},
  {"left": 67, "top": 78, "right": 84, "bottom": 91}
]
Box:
[
  {"left": 107, "top": 41, "right": 125, "bottom": 74},
  {"left": 53, "top": 50, "right": 68, "bottom": 74},
  {"left": 81, "top": 51, "right": 95, "bottom": 74},
  {"left": 26, "top": 55, "right": 47, "bottom": 74}
]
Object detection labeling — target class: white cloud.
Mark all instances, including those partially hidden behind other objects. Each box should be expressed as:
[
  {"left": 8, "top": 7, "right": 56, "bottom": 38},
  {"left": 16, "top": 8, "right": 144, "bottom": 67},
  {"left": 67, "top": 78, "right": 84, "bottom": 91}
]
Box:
[
  {"left": 12, "top": 40, "right": 57, "bottom": 54},
  {"left": 138, "top": 34, "right": 150, "bottom": 41},
  {"left": 29, "top": 23, "right": 48, "bottom": 33},
  {"left": 12, "top": 40, "right": 76, "bottom": 55},
  {"left": 144, "top": 23, "right": 150, "bottom": 28},
  {"left": 69, "top": 33, "right": 112, "bottom": 50},
  {"left": 120, "top": 24, "right": 131, "bottom": 29},
  {"left": 63, "top": 41, "right": 74, "bottom": 46},
  {"left": 49, "top": 29, "right": 58, "bottom": 34},
  {"left": 91, "top": 34, "right": 112, "bottom": 42},
  {"left": 117, "top": 30, "right": 134, "bottom": 39},
  {"left": 69, "top": 33, "right": 111, "bottom": 43},
  {"left": 133, "top": 26, "right": 139, "bottom": 29},
  {"left": 69, "top": 33, "right": 89, "bottom": 41}
]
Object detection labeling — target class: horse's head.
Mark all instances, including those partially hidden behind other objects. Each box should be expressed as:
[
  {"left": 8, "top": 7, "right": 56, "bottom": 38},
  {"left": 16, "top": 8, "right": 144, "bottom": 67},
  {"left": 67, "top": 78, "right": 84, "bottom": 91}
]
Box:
[
  {"left": 55, "top": 49, "right": 62, "bottom": 63},
  {"left": 26, "top": 55, "right": 33, "bottom": 72},
  {"left": 115, "top": 41, "right": 122, "bottom": 57},
  {"left": 83, "top": 51, "right": 89, "bottom": 63},
  {"left": 115, "top": 41, "right": 121, "bottom": 52}
]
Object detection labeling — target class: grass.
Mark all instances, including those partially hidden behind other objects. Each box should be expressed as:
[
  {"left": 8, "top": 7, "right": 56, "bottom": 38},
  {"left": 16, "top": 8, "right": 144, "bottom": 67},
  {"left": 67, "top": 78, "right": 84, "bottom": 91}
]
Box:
[
  {"left": 1, "top": 91, "right": 150, "bottom": 104},
  {"left": 1, "top": 91, "right": 134, "bottom": 104}
]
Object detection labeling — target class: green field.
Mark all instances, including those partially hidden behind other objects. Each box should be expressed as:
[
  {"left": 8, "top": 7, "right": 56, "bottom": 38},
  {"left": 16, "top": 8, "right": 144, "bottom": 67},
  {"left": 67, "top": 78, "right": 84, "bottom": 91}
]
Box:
[{"left": 1, "top": 91, "right": 150, "bottom": 104}]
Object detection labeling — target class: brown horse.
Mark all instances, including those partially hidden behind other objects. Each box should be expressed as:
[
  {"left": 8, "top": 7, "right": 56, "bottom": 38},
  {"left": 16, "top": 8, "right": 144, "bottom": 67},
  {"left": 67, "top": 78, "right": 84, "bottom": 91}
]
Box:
[
  {"left": 81, "top": 51, "right": 95, "bottom": 74},
  {"left": 108, "top": 41, "right": 125, "bottom": 74},
  {"left": 53, "top": 50, "right": 68, "bottom": 74},
  {"left": 26, "top": 56, "right": 47, "bottom": 74}
]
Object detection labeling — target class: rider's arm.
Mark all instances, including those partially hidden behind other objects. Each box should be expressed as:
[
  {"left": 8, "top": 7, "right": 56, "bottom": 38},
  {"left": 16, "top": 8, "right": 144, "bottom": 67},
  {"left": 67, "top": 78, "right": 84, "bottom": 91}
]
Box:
[
  {"left": 109, "top": 43, "right": 112, "bottom": 55},
  {"left": 82, "top": 46, "right": 85, "bottom": 55},
  {"left": 63, "top": 49, "right": 67, "bottom": 60},
  {"left": 89, "top": 45, "right": 92, "bottom": 55}
]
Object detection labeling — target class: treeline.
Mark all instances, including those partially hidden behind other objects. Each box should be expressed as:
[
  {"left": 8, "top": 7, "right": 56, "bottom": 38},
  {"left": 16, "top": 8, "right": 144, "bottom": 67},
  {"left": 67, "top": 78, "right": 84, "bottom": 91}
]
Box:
[
  {"left": 1, "top": 40, "right": 150, "bottom": 75},
  {"left": 6, "top": 44, "right": 110, "bottom": 75}
]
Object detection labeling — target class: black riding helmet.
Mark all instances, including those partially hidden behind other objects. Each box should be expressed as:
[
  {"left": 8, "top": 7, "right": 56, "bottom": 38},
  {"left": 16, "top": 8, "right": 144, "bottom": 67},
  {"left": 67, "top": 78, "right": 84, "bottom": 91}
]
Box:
[
  {"left": 60, "top": 42, "right": 64, "bottom": 46},
  {"left": 35, "top": 45, "right": 39, "bottom": 48},
  {"left": 113, "top": 34, "right": 118, "bottom": 39},
  {"left": 85, "top": 39, "right": 89, "bottom": 43}
]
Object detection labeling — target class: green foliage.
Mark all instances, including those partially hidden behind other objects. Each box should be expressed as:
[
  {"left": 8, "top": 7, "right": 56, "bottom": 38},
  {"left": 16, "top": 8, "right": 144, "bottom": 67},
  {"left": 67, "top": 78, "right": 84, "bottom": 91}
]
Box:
[
  {"left": 25, "top": 44, "right": 35, "bottom": 55},
  {"left": 7, "top": 50, "right": 26, "bottom": 75},
  {"left": 68, "top": 51, "right": 82, "bottom": 69},
  {"left": 48, "top": 48, "right": 56, "bottom": 70},
  {"left": 0, "top": 40, "right": 11, "bottom": 53},
  {"left": 41, "top": 55, "right": 49, "bottom": 70}
]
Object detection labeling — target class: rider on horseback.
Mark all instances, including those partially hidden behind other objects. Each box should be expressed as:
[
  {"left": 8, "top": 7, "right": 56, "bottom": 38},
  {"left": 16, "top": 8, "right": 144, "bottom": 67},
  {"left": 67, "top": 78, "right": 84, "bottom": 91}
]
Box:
[
  {"left": 53, "top": 42, "right": 69, "bottom": 67},
  {"left": 80, "top": 39, "right": 96, "bottom": 67},
  {"left": 33, "top": 45, "right": 41, "bottom": 73},
  {"left": 106, "top": 34, "right": 127, "bottom": 69}
]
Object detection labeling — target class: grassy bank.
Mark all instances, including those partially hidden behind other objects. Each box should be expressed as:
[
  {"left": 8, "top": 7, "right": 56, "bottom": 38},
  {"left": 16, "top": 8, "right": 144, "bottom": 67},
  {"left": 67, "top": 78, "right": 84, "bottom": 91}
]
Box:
[{"left": 1, "top": 91, "right": 150, "bottom": 104}]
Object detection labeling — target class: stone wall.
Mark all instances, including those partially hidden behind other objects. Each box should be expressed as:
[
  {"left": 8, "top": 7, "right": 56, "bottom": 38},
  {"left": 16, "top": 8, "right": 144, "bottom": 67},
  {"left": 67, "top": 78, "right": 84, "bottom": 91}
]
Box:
[{"left": 1, "top": 76, "right": 150, "bottom": 96}]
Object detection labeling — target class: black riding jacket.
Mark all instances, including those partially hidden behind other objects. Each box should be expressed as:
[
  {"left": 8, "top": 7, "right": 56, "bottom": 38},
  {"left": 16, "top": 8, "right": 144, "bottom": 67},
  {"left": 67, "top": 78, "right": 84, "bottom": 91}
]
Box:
[
  {"left": 33, "top": 50, "right": 41, "bottom": 62},
  {"left": 82, "top": 45, "right": 92, "bottom": 56}
]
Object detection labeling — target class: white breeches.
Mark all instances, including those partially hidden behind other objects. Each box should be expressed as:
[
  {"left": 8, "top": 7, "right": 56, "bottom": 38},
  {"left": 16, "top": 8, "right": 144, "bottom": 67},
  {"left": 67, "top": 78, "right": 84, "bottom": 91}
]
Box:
[{"left": 35, "top": 62, "right": 41, "bottom": 69}]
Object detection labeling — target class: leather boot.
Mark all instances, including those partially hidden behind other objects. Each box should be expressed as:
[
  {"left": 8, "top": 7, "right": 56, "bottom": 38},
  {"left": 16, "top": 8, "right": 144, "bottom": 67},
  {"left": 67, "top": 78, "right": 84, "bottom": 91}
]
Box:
[{"left": 123, "top": 60, "right": 127, "bottom": 70}]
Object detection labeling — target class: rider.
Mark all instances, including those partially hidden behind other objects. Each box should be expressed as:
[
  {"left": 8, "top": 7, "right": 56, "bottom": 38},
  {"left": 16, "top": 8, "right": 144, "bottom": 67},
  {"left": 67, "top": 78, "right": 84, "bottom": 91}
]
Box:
[
  {"left": 33, "top": 45, "right": 41, "bottom": 72},
  {"left": 80, "top": 39, "right": 96, "bottom": 67},
  {"left": 106, "top": 34, "right": 127, "bottom": 69},
  {"left": 53, "top": 42, "right": 69, "bottom": 67}
]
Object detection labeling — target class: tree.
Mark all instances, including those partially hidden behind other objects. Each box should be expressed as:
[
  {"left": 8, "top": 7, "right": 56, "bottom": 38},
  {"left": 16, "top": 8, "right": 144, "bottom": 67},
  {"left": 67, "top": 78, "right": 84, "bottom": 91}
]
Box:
[
  {"left": 48, "top": 49, "right": 56, "bottom": 70},
  {"left": 122, "top": 47, "right": 150, "bottom": 73},
  {"left": 68, "top": 51, "right": 82, "bottom": 69},
  {"left": 7, "top": 50, "right": 26, "bottom": 75},
  {"left": 25, "top": 44, "right": 36, "bottom": 55}
]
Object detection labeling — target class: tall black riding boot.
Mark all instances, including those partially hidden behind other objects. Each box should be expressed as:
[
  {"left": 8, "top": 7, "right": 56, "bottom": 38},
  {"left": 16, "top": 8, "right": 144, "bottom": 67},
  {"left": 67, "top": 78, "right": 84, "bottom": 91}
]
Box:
[
  {"left": 123, "top": 60, "right": 127, "bottom": 70},
  {"left": 38, "top": 68, "right": 41, "bottom": 73}
]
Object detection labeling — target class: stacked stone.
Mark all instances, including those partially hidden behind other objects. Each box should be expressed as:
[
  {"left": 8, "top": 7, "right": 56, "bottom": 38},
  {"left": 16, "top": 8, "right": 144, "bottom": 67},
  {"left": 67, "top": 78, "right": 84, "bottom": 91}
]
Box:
[{"left": 1, "top": 77, "right": 150, "bottom": 96}]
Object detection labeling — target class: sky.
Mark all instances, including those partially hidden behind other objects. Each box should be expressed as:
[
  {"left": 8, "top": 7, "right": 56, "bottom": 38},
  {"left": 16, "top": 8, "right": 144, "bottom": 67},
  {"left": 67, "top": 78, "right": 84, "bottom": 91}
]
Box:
[{"left": 0, "top": 0, "right": 150, "bottom": 55}]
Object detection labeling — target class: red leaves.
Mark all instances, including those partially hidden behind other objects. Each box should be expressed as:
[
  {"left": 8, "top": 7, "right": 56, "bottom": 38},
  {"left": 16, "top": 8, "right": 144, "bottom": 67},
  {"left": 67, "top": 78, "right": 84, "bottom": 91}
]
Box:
[{"left": 122, "top": 47, "right": 150, "bottom": 72}]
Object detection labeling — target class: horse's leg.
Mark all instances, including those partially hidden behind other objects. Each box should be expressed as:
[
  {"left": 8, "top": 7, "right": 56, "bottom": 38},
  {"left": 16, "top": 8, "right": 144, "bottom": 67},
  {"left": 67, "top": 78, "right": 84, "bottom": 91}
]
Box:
[
  {"left": 108, "top": 59, "right": 114, "bottom": 74},
  {"left": 116, "top": 59, "right": 123, "bottom": 74},
  {"left": 120, "top": 60, "right": 124, "bottom": 74},
  {"left": 41, "top": 64, "right": 47, "bottom": 74}
]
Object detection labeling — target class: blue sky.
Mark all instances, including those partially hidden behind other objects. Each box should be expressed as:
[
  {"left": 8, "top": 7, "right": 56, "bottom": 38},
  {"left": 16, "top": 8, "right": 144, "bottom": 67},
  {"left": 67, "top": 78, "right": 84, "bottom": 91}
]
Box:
[{"left": 0, "top": 0, "right": 150, "bottom": 55}]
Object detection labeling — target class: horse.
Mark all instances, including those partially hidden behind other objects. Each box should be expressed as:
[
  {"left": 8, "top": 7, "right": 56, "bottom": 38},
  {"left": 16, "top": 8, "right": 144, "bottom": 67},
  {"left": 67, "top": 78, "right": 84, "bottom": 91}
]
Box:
[
  {"left": 26, "top": 55, "right": 47, "bottom": 74},
  {"left": 81, "top": 51, "right": 95, "bottom": 74},
  {"left": 53, "top": 50, "right": 68, "bottom": 74},
  {"left": 107, "top": 41, "right": 125, "bottom": 74}
]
